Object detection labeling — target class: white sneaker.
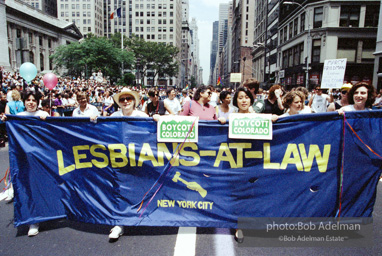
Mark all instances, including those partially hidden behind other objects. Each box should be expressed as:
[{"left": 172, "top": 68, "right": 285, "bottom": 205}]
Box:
[
  {"left": 0, "top": 191, "right": 7, "bottom": 201},
  {"left": 0, "top": 187, "right": 14, "bottom": 202},
  {"left": 28, "top": 224, "right": 39, "bottom": 237},
  {"left": 109, "top": 225, "right": 124, "bottom": 239},
  {"left": 5, "top": 186, "right": 14, "bottom": 201}
]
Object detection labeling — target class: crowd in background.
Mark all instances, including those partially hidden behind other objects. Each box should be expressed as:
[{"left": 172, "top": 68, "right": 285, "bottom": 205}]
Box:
[{"left": 1, "top": 66, "right": 382, "bottom": 147}]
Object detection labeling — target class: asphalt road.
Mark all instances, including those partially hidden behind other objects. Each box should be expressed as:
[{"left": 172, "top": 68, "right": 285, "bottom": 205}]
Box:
[{"left": 1, "top": 143, "right": 381, "bottom": 256}]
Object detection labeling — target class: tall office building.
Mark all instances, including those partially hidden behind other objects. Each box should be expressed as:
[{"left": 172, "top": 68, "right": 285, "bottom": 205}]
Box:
[
  {"left": 57, "top": 0, "right": 104, "bottom": 37},
  {"left": 231, "top": 0, "right": 255, "bottom": 83},
  {"left": 189, "top": 18, "right": 200, "bottom": 83},
  {"left": 182, "top": 0, "right": 189, "bottom": 22},
  {"left": 20, "top": 0, "right": 57, "bottom": 17},
  {"left": 218, "top": 3, "right": 229, "bottom": 53},
  {"left": 209, "top": 21, "right": 219, "bottom": 84}
]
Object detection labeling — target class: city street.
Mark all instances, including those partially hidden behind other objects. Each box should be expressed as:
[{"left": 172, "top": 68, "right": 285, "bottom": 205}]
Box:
[{"left": 1, "top": 143, "right": 382, "bottom": 256}]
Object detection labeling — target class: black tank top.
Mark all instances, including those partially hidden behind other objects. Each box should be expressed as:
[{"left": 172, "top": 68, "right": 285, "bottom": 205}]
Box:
[{"left": 147, "top": 100, "right": 166, "bottom": 117}]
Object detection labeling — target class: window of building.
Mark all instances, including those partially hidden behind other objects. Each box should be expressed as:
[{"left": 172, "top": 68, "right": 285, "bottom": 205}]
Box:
[
  {"left": 48, "top": 39, "right": 52, "bottom": 48},
  {"left": 289, "top": 22, "right": 293, "bottom": 39},
  {"left": 288, "top": 49, "right": 293, "bottom": 67},
  {"left": 312, "top": 39, "right": 321, "bottom": 63},
  {"left": 313, "top": 7, "right": 323, "bottom": 28},
  {"left": 293, "top": 45, "right": 300, "bottom": 66},
  {"left": 365, "top": 5, "right": 379, "bottom": 27},
  {"left": 283, "top": 51, "right": 288, "bottom": 68},
  {"left": 294, "top": 18, "right": 298, "bottom": 35},
  {"left": 29, "top": 51, "right": 34, "bottom": 64},
  {"left": 337, "top": 38, "right": 357, "bottom": 62},
  {"left": 300, "top": 13, "right": 305, "bottom": 32},
  {"left": 39, "top": 36, "right": 43, "bottom": 46},
  {"left": 300, "top": 44, "right": 304, "bottom": 64},
  {"left": 361, "top": 39, "right": 376, "bottom": 62},
  {"left": 28, "top": 32, "right": 33, "bottom": 44},
  {"left": 40, "top": 53, "right": 44, "bottom": 70},
  {"left": 280, "top": 29, "right": 283, "bottom": 44},
  {"left": 340, "top": 5, "right": 360, "bottom": 27},
  {"left": 283, "top": 27, "right": 287, "bottom": 42}
]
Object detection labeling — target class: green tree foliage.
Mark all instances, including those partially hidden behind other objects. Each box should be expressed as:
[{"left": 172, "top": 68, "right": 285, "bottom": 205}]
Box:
[
  {"left": 50, "top": 35, "right": 134, "bottom": 82},
  {"left": 126, "top": 35, "right": 179, "bottom": 86}
]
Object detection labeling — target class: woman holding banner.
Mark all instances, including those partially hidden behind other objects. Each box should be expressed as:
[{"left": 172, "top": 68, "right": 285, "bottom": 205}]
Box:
[
  {"left": 180, "top": 85, "right": 226, "bottom": 123},
  {"left": 338, "top": 82, "right": 375, "bottom": 113},
  {"left": 232, "top": 87, "right": 279, "bottom": 122},
  {"left": 232, "top": 87, "right": 254, "bottom": 114},
  {"left": 2, "top": 91, "right": 50, "bottom": 236},
  {"left": 280, "top": 91, "right": 305, "bottom": 117},
  {"left": 108, "top": 88, "right": 148, "bottom": 241},
  {"left": 216, "top": 90, "right": 234, "bottom": 119}
]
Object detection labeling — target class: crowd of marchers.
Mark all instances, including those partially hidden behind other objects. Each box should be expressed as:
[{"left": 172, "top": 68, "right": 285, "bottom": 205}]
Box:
[{"left": 1, "top": 66, "right": 382, "bottom": 240}]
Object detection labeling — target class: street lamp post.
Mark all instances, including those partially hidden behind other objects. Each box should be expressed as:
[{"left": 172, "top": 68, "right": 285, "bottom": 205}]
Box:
[
  {"left": 242, "top": 57, "right": 246, "bottom": 83},
  {"left": 283, "top": 1, "right": 311, "bottom": 89}
]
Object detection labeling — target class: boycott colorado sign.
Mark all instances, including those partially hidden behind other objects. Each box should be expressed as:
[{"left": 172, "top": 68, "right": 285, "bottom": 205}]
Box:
[
  {"left": 229, "top": 113, "right": 273, "bottom": 140},
  {"left": 157, "top": 116, "right": 199, "bottom": 142}
]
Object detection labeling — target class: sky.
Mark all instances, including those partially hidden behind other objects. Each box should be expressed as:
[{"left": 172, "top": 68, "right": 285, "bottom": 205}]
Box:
[{"left": 189, "top": 0, "right": 229, "bottom": 85}]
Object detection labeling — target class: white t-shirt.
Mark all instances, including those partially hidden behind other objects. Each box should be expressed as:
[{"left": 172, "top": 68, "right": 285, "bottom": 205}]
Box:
[
  {"left": 111, "top": 109, "right": 148, "bottom": 117},
  {"left": 217, "top": 105, "right": 234, "bottom": 119},
  {"left": 103, "top": 96, "right": 114, "bottom": 107},
  {"left": 299, "top": 105, "right": 312, "bottom": 114},
  {"left": 164, "top": 97, "right": 181, "bottom": 114},
  {"left": 311, "top": 94, "right": 330, "bottom": 113},
  {"left": 7, "top": 90, "right": 14, "bottom": 102},
  {"left": 341, "top": 105, "right": 371, "bottom": 112},
  {"left": 209, "top": 92, "right": 219, "bottom": 107},
  {"left": 17, "top": 110, "right": 50, "bottom": 119},
  {"left": 72, "top": 104, "right": 100, "bottom": 117}
]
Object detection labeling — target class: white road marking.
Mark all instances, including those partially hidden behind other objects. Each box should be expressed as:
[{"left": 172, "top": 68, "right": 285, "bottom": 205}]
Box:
[
  {"left": 214, "top": 228, "right": 235, "bottom": 256},
  {"left": 174, "top": 227, "right": 197, "bottom": 256}
]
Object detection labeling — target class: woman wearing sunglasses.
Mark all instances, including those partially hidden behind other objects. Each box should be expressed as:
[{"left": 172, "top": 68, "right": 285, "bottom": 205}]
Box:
[
  {"left": 111, "top": 88, "right": 148, "bottom": 117},
  {"left": 327, "top": 83, "right": 352, "bottom": 112},
  {"left": 180, "top": 85, "right": 226, "bottom": 123},
  {"left": 338, "top": 82, "right": 376, "bottom": 113}
]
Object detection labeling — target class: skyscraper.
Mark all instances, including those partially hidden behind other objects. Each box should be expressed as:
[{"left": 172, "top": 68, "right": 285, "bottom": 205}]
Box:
[
  {"left": 57, "top": 0, "right": 104, "bottom": 37},
  {"left": 20, "top": 0, "right": 57, "bottom": 17}
]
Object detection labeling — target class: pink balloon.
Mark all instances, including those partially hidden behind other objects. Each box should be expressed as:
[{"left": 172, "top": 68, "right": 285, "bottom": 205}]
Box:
[{"left": 43, "top": 73, "right": 58, "bottom": 90}]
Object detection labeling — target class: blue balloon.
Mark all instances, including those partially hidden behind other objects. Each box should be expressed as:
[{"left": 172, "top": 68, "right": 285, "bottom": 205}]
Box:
[{"left": 19, "top": 62, "right": 37, "bottom": 83}]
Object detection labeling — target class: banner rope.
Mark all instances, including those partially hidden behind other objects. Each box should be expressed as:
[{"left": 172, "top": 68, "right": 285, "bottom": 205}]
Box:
[
  {"left": 344, "top": 118, "right": 382, "bottom": 159},
  {"left": 137, "top": 118, "right": 198, "bottom": 216},
  {"left": 0, "top": 167, "right": 10, "bottom": 189}
]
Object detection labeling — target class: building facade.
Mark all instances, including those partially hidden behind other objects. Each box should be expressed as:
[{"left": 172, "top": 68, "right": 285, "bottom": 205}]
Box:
[
  {"left": 20, "top": 0, "right": 57, "bottom": 17},
  {"left": 278, "top": 0, "right": 379, "bottom": 90},
  {"left": 1, "top": 0, "right": 82, "bottom": 72},
  {"left": 57, "top": 0, "right": 103, "bottom": 37},
  {"left": 231, "top": 0, "right": 255, "bottom": 86}
]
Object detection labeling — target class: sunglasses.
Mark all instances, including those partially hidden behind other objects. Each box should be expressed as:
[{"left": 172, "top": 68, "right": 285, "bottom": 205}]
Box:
[
  {"left": 341, "top": 90, "right": 348, "bottom": 95},
  {"left": 119, "top": 96, "right": 134, "bottom": 103},
  {"left": 205, "top": 91, "right": 212, "bottom": 95}
]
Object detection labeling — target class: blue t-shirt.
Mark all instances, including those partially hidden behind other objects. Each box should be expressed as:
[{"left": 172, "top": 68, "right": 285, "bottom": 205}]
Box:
[{"left": 7, "top": 101, "right": 25, "bottom": 114}]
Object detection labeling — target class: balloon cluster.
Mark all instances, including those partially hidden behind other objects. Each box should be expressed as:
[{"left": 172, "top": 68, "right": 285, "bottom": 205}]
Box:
[{"left": 19, "top": 62, "right": 58, "bottom": 90}]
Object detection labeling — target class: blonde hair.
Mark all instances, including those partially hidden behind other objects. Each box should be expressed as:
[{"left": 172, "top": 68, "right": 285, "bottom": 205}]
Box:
[{"left": 11, "top": 90, "right": 21, "bottom": 101}]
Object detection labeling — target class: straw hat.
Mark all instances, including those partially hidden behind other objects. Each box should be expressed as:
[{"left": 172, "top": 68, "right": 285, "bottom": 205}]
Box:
[{"left": 113, "top": 88, "right": 140, "bottom": 108}]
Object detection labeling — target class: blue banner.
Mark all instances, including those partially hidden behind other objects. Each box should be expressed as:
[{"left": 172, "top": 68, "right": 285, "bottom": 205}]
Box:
[{"left": 6, "top": 111, "right": 382, "bottom": 228}]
